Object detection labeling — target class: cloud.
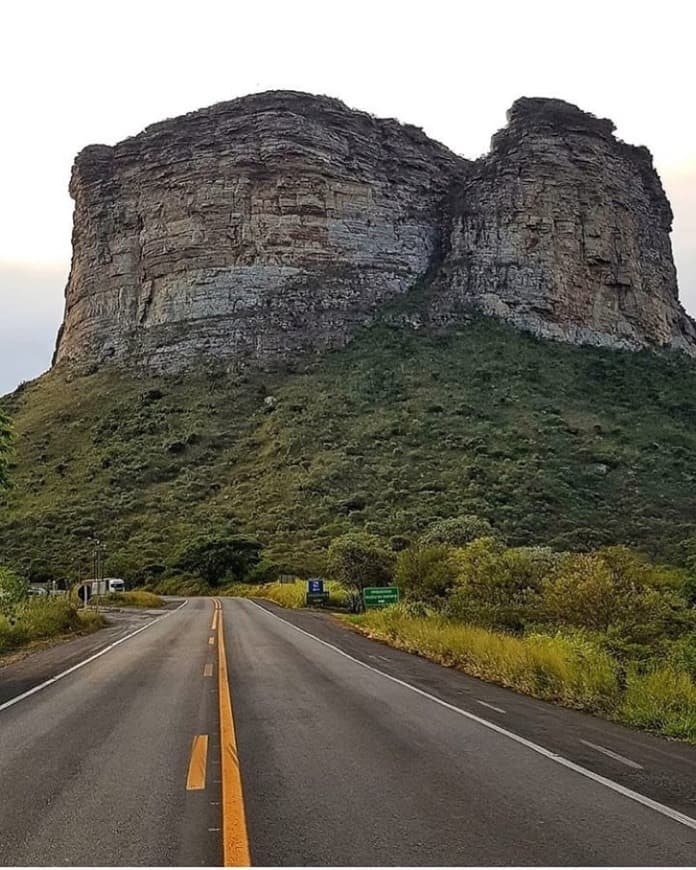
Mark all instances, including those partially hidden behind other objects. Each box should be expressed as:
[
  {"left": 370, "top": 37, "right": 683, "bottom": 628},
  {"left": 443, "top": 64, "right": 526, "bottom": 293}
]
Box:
[{"left": 0, "top": 262, "right": 67, "bottom": 395}]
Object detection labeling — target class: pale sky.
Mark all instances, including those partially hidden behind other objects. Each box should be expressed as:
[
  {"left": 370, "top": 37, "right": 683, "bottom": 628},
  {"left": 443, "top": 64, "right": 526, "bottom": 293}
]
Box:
[{"left": 1, "top": 0, "right": 695, "bottom": 394}]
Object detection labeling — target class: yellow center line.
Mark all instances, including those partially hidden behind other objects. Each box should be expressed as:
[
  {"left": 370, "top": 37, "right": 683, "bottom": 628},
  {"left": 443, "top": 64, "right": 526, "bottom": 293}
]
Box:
[
  {"left": 217, "top": 601, "right": 251, "bottom": 867},
  {"left": 186, "top": 734, "right": 209, "bottom": 790}
]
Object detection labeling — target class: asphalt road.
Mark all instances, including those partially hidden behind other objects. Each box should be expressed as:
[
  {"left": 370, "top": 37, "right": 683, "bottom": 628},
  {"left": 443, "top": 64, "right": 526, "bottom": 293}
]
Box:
[
  {"left": 1, "top": 596, "right": 695, "bottom": 866},
  {"left": 0, "top": 599, "right": 222, "bottom": 866}
]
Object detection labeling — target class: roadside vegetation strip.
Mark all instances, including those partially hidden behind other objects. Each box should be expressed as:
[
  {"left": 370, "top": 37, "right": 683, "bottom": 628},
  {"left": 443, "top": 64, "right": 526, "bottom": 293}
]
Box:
[
  {"left": 247, "top": 600, "right": 696, "bottom": 834},
  {"left": 223, "top": 579, "right": 347, "bottom": 609},
  {"left": 0, "top": 599, "right": 188, "bottom": 714},
  {"left": 0, "top": 596, "right": 104, "bottom": 656},
  {"left": 216, "top": 600, "right": 251, "bottom": 867},
  {"left": 92, "top": 590, "right": 163, "bottom": 608},
  {"left": 346, "top": 608, "right": 696, "bottom": 743},
  {"left": 347, "top": 609, "right": 620, "bottom": 712}
]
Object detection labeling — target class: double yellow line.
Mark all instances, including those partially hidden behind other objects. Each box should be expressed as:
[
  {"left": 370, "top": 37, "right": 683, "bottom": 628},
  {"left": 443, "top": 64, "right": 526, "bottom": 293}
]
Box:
[{"left": 214, "top": 598, "right": 251, "bottom": 867}]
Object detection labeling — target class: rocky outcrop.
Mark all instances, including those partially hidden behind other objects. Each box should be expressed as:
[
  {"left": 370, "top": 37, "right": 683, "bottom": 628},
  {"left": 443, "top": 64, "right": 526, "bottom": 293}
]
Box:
[
  {"left": 53, "top": 92, "right": 696, "bottom": 372},
  {"left": 54, "top": 91, "right": 467, "bottom": 371},
  {"left": 432, "top": 98, "right": 696, "bottom": 352}
]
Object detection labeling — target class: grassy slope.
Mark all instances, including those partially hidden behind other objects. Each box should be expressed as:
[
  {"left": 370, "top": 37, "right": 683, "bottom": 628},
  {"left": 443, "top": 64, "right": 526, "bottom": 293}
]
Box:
[{"left": 2, "top": 317, "right": 696, "bottom": 580}]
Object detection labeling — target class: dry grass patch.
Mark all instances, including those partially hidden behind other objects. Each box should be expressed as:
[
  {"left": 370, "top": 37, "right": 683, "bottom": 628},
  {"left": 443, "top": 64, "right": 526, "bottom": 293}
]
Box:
[{"left": 348, "top": 607, "right": 619, "bottom": 711}]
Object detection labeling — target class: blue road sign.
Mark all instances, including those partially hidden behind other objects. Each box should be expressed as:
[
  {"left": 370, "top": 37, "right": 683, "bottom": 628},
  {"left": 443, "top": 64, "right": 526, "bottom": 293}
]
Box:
[{"left": 308, "top": 578, "right": 324, "bottom": 594}]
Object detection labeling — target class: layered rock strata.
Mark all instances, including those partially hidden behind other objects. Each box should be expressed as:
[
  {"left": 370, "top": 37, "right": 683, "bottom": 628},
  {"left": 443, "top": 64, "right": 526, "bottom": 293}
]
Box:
[
  {"left": 53, "top": 92, "right": 696, "bottom": 371},
  {"left": 432, "top": 98, "right": 696, "bottom": 352},
  {"left": 54, "top": 91, "right": 466, "bottom": 370}
]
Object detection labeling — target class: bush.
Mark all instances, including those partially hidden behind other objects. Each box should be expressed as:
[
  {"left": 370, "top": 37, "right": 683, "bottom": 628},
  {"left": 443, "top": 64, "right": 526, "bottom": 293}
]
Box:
[
  {"left": 151, "top": 575, "right": 212, "bottom": 596},
  {"left": 0, "top": 597, "right": 104, "bottom": 654},
  {"left": 619, "top": 666, "right": 696, "bottom": 741},
  {"left": 244, "top": 558, "right": 282, "bottom": 584},
  {"left": 421, "top": 515, "right": 496, "bottom": 547},
  {"left": 395, "top": 544, "right": 457, "bottom": 603},
  {"left": 327, "top": 532, "right": 395, "bottom": 611},
  {"left": 538, "top": 548, "right": 695, "bottom": 646},
  {"left": 0, "top": 566, "right": 28, "bottom": 616},
  {"left": 95, "top": 590, "right": 163, "bottom": 608},
  {"left": 447, "top": 539, "right": 557, "bottom": 630}
]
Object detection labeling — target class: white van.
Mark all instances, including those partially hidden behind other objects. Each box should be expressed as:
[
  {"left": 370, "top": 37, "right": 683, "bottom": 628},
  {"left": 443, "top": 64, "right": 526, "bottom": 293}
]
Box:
[{"left": 85, "top": 578, "right": 126, "bottom": 596}]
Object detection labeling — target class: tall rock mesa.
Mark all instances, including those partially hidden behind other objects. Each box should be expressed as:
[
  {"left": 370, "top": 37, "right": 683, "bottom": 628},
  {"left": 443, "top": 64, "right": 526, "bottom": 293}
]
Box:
[
  {"left": 54, "top": 91, "right": 466, "bottom": 371},
  {"left": 53, "top": 92, "right": 696, "bottom": 371}
]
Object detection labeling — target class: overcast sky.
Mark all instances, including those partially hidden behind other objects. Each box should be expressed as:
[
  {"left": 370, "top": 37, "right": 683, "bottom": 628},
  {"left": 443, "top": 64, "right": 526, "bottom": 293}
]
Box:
[{"left": 1, "top": 0, "right": 694, "bottom": 395}]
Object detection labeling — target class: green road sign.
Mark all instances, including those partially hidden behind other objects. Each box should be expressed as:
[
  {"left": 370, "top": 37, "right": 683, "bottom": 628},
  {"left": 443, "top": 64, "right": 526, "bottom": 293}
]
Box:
[
  {"left": 363, "top": 586, "right": 400, "bottom": 609},
  {"left": 306, "top": 591, "right": 330, "bottom": 607}
]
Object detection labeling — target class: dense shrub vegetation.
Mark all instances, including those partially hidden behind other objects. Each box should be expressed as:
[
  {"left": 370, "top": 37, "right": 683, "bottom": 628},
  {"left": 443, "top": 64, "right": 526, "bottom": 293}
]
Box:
[
  {"left": 2, "top": 317, "right": 696, "bottom": 737},
  {"left": 3, "top": 317, "right": 696, "bottom": 584},
  {"left": 348, "top": 523, "right": 696, "bottom": 740}
]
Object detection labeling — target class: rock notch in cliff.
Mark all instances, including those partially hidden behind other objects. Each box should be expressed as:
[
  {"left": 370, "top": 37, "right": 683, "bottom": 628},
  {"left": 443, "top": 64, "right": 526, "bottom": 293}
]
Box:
[{"left": 53, "top": 91, "right": 696, "bottom": 372}]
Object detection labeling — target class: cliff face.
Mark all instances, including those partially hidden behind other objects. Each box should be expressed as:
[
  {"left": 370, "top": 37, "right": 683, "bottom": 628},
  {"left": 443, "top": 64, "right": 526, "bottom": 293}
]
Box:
[
  {"left": 54, "top": 92, "right": 466, "bottom": 370},
  {"left": 433, "top": 98, "right": 696, "bottom": 352},
  {"left": 53, "top": 92, "right": 696, "bottom": 371}
]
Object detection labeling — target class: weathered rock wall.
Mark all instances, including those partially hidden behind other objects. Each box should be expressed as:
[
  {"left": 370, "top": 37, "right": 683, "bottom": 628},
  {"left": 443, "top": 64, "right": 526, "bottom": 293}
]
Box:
[
  {"left": 53, "top": 92, "right": 696, "bottom": 372},
  {"left": 430, "top": 98, "right": 696, "bottom": 352},
  {"left": 54, "top": 91, "right": 467, "bottom": 371}
]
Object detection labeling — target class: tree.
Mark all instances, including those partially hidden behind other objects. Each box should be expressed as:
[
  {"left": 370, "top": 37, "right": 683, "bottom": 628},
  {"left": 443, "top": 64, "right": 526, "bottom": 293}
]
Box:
[
  {"left": 327, "top": 532, "right": 395, "bottom": 611},
  {"left": 448, "top": 539, "right": 558, "bottom": 630},
  {"left": 421, "top": 514, "right": 495, "bottom": 547},
  {"left": 175, "top": 536, "right": 263, "bottom": 586},
  {"left": 540, "top": 552, "right": 617, "bottom": 631},
  {"left": 395, "top": 544, "right": 457, "bottom": 603},
  {"left": 0, "top": 409, "right": 12, "bottom": 491},
  {"left": 539, "top": 548, "right": 695, "bottom": 648}
]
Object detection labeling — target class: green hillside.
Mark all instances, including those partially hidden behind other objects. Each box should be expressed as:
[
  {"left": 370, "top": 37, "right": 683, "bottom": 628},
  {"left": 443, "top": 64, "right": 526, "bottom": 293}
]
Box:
[{"left": 2, "top": 316, "right": 696, "bottom": 582}]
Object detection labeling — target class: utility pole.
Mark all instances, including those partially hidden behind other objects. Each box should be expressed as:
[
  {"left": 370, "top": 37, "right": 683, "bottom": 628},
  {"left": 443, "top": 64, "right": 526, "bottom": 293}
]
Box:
[{"left": 92, "top": 536, "right": 102, "bottom": 614}]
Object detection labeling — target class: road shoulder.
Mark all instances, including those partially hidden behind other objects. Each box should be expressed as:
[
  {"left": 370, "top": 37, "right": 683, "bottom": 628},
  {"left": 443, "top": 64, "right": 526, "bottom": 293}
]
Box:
[
  {"left": 0, "top": 605, "right": 173, "bottom": 706},
  {"left": 249, "top": 598, "right": 696, "bottom": 818}
]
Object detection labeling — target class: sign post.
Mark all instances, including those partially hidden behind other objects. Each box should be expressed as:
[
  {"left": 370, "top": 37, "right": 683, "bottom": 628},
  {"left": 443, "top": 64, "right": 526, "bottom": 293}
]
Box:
[
  {"left": 78, "top": 583, "right": 91, "bottom": 608},
  {"left": 306, "top": 578, "right": 329, "bottom": 607},
  {"left": 363, "top": 587, "right": 400, "bottom": 609}
]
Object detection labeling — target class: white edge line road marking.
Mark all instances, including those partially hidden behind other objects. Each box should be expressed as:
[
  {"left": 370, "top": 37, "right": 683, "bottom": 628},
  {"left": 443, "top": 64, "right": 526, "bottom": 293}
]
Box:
[
  {"left": 476, "top": 699, "right": 506, "bottom": 714},
  {"left": 0, "top": 600, "right": 189, "bottom": 715},
  {"left": 246, "top": 600, "right": 696, "bottom": 833},
  {"left": 580, "top": 739, "right": 644, "bottom": 770}
]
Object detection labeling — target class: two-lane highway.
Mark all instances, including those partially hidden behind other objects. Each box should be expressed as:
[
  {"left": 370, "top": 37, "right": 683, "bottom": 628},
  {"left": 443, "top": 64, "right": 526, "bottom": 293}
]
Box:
[{"left": 1, "top": 596, "right": 695, "bottom": 866}]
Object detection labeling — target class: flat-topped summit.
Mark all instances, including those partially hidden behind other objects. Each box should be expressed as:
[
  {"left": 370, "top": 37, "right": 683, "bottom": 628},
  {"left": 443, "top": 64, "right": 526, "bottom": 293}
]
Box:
[{"left": 53, "top": 92, "right": 696, "bottom": 372}]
